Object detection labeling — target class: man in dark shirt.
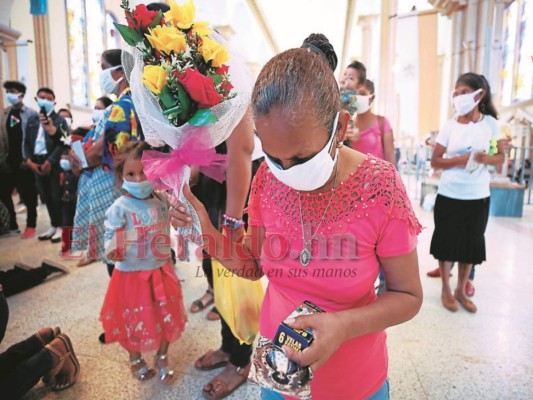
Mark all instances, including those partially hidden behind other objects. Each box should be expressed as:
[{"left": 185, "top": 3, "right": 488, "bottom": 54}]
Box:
[
  {"left": 23, "top": 87, "right": 68, "bottom": 243},
  {"left": 0, "top": 81, "right": 39, "bottom": 238}
]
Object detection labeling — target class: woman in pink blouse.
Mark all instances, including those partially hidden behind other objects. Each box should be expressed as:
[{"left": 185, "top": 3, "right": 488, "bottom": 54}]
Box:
[
  {"left": 171, "top": 36, "right": 422, "bottom": 400},
  {"left": 351, "top": 79, "right": 396, "bottom": 165}
]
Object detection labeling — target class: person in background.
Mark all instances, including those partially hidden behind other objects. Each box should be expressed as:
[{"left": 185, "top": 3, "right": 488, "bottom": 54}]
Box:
[
  {"left": 339, "top": 60, "right": 367, "bottom": 147},
  {"left": 352, "top": 79, "right": 396, "bottom": 165},
  {"left": 339, "top": 60, "right": 366, "bottom": 92},
  {"left": 69, "top": 96, "right": 112, "bottom": 268},
  {"left": 0, "top": 286, "right": 80, "bottom": 397},
  {"left": 23, "top": 87, "right": 68, "bottom": 243},
  {"left": 57, "top": 109, "right": 73, "bottom": 133},
  {"left": 430, "top": 72, "right": 504, "bottom": 313},
  {"left": 59, "top": 127, "right": 87, "bottom": 254},
  {"left": 70, "top": 49, "right": 142, "bottom": 276},
  {"left": 0, "top": 81, "right": 39, "bottom": 238},
  {"left": 0, "top": 259, "right": 68, "bottom": 297}
]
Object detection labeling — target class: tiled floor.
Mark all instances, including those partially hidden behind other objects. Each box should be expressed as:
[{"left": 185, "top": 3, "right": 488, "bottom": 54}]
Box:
[{"left": 1, "top": 198, "right": 532, "bottom": 400}]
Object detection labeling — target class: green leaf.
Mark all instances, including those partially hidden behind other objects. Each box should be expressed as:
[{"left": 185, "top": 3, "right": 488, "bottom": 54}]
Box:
[
  {"left": 176, "top": 84, "right": 191, "bottom": 119},
  {"left": 114, "top": 22, "right": 144, "bottom": 46},
  {"left": 148, "top": 11, "right": 163, "bottom": 29},
  {"left": 189, "top": 108, "right": 219, "bottom": 126},
  {"left": 159, "top": 86, "right": 177, "bottom": 109},
  {"left": 211, "top": 75, "right": 223, "bottom": 85}
]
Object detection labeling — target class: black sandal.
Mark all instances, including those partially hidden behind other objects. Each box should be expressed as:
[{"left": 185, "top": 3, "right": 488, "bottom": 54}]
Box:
[{"left": 190, "top": 289, "right": 214, "bottom": 313}]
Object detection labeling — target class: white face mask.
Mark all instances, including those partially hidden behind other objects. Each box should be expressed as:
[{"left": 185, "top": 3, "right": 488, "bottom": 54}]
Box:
[
  {"left": 64, "top": 117, "right": 73, "bottom": 127},
  {"left": 355, "top": 95, "right": 373, "bottom": 114},
  {"left": 452, "top": 88, "right": 483, "bottom": 116},
  {"left": 264, "top": 113, "right": 340, "bottom": 192},
  {"left": 100, "top": 65, "right": 123, "bottom": 95},
  {"left": 92, "top": 109, "right": 105, "bottom": 123}
]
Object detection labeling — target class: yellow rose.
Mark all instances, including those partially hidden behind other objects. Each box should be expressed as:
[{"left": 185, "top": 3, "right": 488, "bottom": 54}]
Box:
[
  {"left": 192, "top": 21, "right": 211, "bottom": 36},
  {"left": 200, "top": 36, "right": 229, "bottom": 68},
  {"left": 165, "top": 0, "right": 195, "bottom": 29},
  {"left": 142, "top": 65, "right": 168, "bottom": 94},
  {"left": 146, "top": 25, "right": 187, "bottom": 55}
]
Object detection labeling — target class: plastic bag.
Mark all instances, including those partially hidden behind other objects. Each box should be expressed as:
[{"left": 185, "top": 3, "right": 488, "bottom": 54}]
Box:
[{"left": 212, "top": 259, "right": 264, "bottom": 345}]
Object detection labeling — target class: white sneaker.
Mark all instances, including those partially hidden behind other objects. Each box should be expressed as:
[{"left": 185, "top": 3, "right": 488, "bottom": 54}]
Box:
[
  {"left": 50, "top": 228, "right": 62, "bottom": 243},
  {"left": 38, "top": 227, "right": 56, "bottom": 241}
]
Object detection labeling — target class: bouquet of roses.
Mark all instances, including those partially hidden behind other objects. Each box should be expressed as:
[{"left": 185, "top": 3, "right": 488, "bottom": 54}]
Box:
[
  {"left": 115, "top": 0, "right": 251, "bottom": 240},
  {"left": 116, "top": 0, "right": 235, "bottom": 128}
]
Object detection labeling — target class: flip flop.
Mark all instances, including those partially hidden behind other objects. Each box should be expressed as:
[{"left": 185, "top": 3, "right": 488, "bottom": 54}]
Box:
[{"left": 195, "top": 349, "right": 230, "bottom": 371}]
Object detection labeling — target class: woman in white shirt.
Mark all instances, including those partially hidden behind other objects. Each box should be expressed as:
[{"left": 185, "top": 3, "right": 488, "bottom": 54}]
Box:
[{"left": 430, "top": 73, "right": 504, "bottom": 313}]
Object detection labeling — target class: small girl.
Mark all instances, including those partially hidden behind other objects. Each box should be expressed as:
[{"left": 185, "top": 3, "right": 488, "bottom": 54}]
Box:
[{"left": 99, "top": 141, "right": 186, "bottom": 382}]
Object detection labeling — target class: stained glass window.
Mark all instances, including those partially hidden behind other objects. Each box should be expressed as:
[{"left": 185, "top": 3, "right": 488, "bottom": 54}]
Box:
[
  {"left": 501, "top": 1, "right": 518, "bottom": 106},
  {"left": 515, "top": 0, "right": 533, "bottom": 102},
  {"left": 501, "top": 0, "right": 533, "bottom": 105},
  {"left": 66, "top": 0, "right": 106, "bottom": 108}
]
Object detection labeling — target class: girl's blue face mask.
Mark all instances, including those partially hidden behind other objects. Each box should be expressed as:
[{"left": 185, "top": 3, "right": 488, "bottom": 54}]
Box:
[{"left": 122, "top": 179, "right": 153, "bottom": 199}]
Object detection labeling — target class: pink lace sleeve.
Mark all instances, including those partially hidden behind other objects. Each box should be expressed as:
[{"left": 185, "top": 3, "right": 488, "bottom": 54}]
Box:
[
  {"left": 376, "top": 163, "right": 422, "bottom": 258},
  {"left": 246, "top": 161, "right": 267, "bottom": 227}
]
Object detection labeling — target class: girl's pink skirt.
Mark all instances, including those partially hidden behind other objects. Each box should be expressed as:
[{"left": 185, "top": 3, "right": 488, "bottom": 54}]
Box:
[{"left": 100, "top": 262, "right": 187, "bottom": 353}]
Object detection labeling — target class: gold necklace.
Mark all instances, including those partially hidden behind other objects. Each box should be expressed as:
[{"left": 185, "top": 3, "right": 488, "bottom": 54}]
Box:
[{"left": 297, "top": 154, "right": 340, "bottom": 267}]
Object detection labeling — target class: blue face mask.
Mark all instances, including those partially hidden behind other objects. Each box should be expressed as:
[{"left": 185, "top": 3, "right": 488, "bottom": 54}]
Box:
[
  {"left": 37, "top": 98, "right": 54, "bottom": 113},
  {"left": 122, "top": 179, "right": 154, "bottom": 199},
  {"left": 7, "top": 93, "right": 22, "bottom": 105}
]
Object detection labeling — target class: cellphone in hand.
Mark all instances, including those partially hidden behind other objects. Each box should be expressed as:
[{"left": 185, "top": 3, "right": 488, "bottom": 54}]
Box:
[{"left": 40, "top": 107, "right": 49, "bottom": 125}]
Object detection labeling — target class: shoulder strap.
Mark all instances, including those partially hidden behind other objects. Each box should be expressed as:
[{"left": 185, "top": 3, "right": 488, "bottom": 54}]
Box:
[{"left": 377, "top": 115, "right": 385, "bottom": 137}]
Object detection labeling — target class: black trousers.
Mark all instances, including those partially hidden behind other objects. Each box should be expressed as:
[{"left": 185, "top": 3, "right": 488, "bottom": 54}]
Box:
[
  {"left": 0, "top": 267, "right": 48, "bottom": 297},
  {"left": 34, "top": 164, "right": 62, "bottom": 228},
  {"left": 202, "top": 256, "right": 252, "bottom": 368},
  {"left": 0, "top": 166, "right": 38, "bottom": 230},
  {"left": 0, "top": 292, "right": 54, "bottom": 400}
]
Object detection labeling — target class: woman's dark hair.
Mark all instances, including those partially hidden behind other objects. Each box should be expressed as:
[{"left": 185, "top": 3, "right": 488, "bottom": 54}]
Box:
[
  {"left": 97, "top": 96, "right": 113, "bottom": 108},
  {"left": 456, "top": 72, "right": 498, "bottom": 119},
  {"left": 113, "top": 141, "right": 150, "bottom": 184},
  {"left": 57, "top": 108, "right": 73, "bottom": 119},
  {"left": 102, "top": 49, "right": 122, "bottom": 68},
  {"left": 301, "top": 33, "right": 338, "bottom": 71},
  {"left": 253, "top": 41, "right": 340, "bottom": 134},
  {"left": 362, "top": 79, "right": 375, "bottom": 94},
  {"left": 347, "top": 61, "right": 367, "bottom": 86}
]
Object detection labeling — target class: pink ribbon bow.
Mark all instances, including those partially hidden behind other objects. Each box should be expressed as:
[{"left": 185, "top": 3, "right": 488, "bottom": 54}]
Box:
[{"left": 141, "top": 133, "right": 227, "bottom": 192}]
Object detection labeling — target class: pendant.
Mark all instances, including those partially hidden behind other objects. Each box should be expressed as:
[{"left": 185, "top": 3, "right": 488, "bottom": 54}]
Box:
[{"left": 300, "top": 247, "right": 311, "bottom": 267}]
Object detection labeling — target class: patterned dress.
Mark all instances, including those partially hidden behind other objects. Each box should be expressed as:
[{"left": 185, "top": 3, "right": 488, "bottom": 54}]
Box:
[{"left": 71, "top": 88, "right": 143, "bottom": 262}]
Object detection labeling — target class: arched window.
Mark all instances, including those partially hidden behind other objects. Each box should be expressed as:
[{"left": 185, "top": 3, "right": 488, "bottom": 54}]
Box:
[
  {"left": 65, "top": 0, "right": 106, "bottom": 108},
  {"left": 501, "top": 0, "right": 533, "bottom": 105}
]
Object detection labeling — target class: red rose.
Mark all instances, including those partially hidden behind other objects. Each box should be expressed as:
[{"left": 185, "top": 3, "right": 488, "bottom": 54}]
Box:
[
  {"left": 215, "top": 65, "right": 229, "bottom": 76},
  {"left": 126, "top": 4, "right": 164, "bottom": 31},
  {"left": 178, "top": 68, "right": 223, "bottom": 108},
  {"left": 220, "top": 80, "right": 233, "bottom": 93}
]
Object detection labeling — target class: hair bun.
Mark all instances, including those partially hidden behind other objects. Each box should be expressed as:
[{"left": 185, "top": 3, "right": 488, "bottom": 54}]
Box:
[{"left": 301, "top": 33, "right": 338, "bottom": 71}]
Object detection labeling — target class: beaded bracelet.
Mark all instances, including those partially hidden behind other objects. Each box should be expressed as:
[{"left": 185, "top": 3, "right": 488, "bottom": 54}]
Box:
[{"left": 223, "top": 214, "right": 245, "bottom": 230}]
